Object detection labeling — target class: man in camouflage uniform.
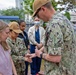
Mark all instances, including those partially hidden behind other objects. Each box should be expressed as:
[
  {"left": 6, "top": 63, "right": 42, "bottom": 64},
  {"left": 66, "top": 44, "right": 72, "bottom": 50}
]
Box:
[
  {"left": 6, "top": 22, "right": 32, "bottom": 75},
  {"left": 32, "top": 0, "right": 76, "bottom": 75}
]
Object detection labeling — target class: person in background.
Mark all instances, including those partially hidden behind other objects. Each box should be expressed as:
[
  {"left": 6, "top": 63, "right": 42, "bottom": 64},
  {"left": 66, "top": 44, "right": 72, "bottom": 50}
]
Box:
[
  {"left": 17, "top": 20, "right": 30, "bottom": 75},
  {"left": 32, "top": 0, "right": 76, "bottom": 75},
  {"left": 28, "top": 17, "right": 45, "bottom": 75},
  {"left": 6, "top": 21, "right": 32, "bottom": 75},
  {"left": 0, "top": 20, "right": 17, "bottom": 75}
]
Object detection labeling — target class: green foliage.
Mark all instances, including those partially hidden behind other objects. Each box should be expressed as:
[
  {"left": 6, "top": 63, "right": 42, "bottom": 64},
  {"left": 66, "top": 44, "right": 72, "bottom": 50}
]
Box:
[
  {"left": 43, "top": 22, "right": 49, "bottom": 29},
  {"left": 23, "top": 0, "right": 34, "bottom": 15},
  {"left": 51, "top": 0, "right": 58, "bottom": 10},
  {"left": 23, "top": 0, "right": 58, "bottom": 15},
  {"left": 23, "top": 0, "right": 72, "bottom": 21},
  {"left": 0, "top": 8, "right": 25, "bottom": 19},
  {"left": 64, "top": 12, "right": 71, "bottom": 20}
]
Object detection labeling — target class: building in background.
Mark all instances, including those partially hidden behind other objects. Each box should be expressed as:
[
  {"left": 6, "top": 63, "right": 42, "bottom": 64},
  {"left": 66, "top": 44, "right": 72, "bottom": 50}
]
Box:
[
  {"left": 15, "top": 0, "right": 34, "bottom": 30},
  {"left": 15, "top": 0, "right": 23, "bottom": 9}
]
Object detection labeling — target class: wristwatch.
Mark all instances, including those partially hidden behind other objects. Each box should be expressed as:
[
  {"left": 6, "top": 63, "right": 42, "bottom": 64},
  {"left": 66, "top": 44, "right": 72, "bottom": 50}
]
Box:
[{"left": 40, "top": 52, "right": 44, "bottom": 58}]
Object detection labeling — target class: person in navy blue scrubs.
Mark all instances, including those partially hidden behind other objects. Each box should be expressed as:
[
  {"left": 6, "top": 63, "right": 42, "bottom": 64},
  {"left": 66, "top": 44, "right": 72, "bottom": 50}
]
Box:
[{"left": 28, "top": 17, "right": 45, "bottom": 75}]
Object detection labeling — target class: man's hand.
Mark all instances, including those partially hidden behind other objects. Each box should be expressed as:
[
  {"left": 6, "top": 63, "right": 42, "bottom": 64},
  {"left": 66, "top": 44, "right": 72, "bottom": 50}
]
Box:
[
  {"left": 26, "top": 53, "right": 36, "bottom": 58},
  {"left": 24, "top": 57, "right": 32, "bottom": 63},
  {"left": 35, "top": 47, "right": 42, "bottom": 58},
  {"left": 27, "top": 50, "right": 30, "bottom": 54}
]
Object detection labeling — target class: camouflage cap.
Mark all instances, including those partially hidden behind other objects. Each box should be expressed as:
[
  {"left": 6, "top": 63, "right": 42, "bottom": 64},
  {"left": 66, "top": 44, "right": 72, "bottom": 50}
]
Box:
[{"left": 32, "top": 0, "right": 50, "bottom": 17}]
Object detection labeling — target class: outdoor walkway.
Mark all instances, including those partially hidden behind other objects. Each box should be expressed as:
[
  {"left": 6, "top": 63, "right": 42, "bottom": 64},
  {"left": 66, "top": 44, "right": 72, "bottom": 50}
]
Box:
[
  {"left": 28, "top": 60, "right": 44, "bottom": 75},
  {"left": 28, "top": 71, "right": 44, "bottom": 75}
]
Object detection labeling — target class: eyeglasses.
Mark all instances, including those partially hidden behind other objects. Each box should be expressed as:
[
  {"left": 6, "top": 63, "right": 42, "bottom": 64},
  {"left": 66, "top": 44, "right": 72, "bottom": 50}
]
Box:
[{"left": 35, "top": 8, "right": 41, "bottom": 18}]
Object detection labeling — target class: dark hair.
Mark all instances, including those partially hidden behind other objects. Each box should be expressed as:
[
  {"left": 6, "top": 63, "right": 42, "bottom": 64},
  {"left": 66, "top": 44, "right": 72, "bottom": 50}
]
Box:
[
  {"left": 17, "top": 20, "right": 25, "bottom": 25},
  {"left": 9, "top": 29, "right": 13, "bottom": 32},
  {"left": 43, "top": 2, "right": 52, "bottom": 9}
]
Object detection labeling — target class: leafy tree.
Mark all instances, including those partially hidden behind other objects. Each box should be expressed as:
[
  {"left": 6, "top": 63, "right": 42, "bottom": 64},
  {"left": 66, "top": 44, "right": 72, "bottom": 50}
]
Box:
[
  {"left": 23, "top": 0, "right": 58, "bottom": 15},
  {"left": 0, "top": 8, "right": 25, "bottom": 19},
  {"left": 51, "top": 0, "right": 58, "bottom": 10},
  {"left": 23, "top": 0, "right": 71, "bottom": 20},
  {"left": 23, "top": 0, "right": 34, "bottom": 15},
  {"left": 64, "top": 12, "right": 71, "bottom": 20}
]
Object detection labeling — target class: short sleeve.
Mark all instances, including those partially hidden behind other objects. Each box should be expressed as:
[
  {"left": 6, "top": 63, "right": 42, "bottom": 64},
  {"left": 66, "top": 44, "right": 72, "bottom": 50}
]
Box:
[{"left": 46, "top": 23, "right": 64, "bottom": 56}]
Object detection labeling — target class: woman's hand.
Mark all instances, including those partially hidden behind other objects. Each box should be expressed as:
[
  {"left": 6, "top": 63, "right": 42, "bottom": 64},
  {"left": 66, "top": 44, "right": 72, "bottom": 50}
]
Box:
[
  {"left": 26, "top": 53, "right": 36, "bottom": 58},
  {"left": 24, "top": 55, "right": 32, "bottom": 63},
  {"left": 0, "top": 73, "right": 2, "bottom": 75}
]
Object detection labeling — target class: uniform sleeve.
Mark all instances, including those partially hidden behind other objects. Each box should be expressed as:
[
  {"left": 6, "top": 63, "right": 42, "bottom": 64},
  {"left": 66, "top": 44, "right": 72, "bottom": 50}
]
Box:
[
  {"left": 40, "top": 28, "right": 45, "bottom": 45},
  {"left": 11, "top": 40, "right": 27, "bottom": 62},
  {"left": 58, "top": 18, "right": 73, "bottom": 42},
  {"left": 28, "top": 27, "right": 37, "bottom": 45},
  {"left": 47, "top": 23, "right": 64, "bottom": 56},
  {"left": 11, "top": 55, "right": 25, "bottom": 62},
  {"left": 6, "top": 38, "right": 27, "bottom": 62},
  {"left": 13, "top": 39, "right": 27, "bottom": 61},
  {"left": 6, "top": 39, "right": 13, "bottom": 51},
  {"left": 19, "top": 39, "right": 28, "bottom": 54}
]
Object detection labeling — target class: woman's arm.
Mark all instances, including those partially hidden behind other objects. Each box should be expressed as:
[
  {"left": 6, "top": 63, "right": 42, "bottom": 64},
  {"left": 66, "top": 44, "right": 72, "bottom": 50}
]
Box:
[{"left": 10, "top": 56, "right": 17, "bottom": 75}]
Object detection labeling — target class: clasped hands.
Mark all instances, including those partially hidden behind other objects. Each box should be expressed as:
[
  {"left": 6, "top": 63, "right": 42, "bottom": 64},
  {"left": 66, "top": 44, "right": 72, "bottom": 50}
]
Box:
[{"left": 24, "top": 46, "right": 43, "bottom": 63}]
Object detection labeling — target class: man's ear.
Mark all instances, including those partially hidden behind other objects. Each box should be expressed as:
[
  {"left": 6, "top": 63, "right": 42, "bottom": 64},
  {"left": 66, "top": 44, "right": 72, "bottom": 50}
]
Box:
[{"left": 41, "top": 6, "right": 46, "bottom": 11}]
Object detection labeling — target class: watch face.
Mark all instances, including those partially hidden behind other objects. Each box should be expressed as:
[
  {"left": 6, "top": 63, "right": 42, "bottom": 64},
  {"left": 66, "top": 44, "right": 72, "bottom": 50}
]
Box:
[{"left": 40, "top": 53, "right": 43, "bottom": 58}]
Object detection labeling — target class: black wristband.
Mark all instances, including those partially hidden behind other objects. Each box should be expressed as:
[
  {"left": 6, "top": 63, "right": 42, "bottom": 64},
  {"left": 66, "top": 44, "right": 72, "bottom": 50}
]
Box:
[
  {"left": 28, "top": 48, "right": 30, "bottom": 50},
  {"left": 40, "top": 53, "right": 43, "bottom": 58}
]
